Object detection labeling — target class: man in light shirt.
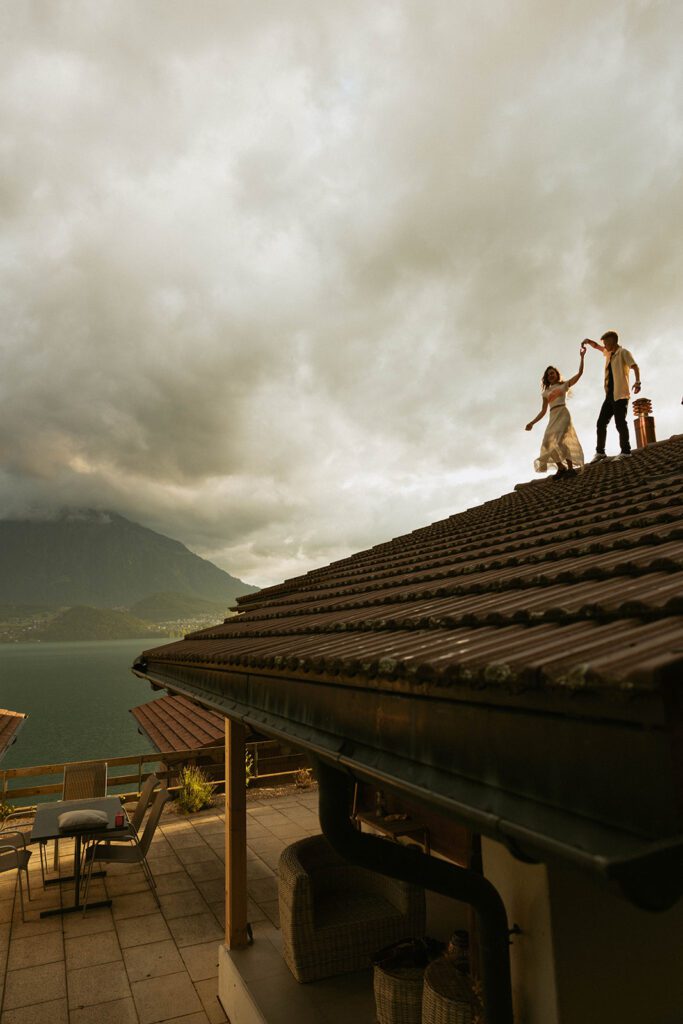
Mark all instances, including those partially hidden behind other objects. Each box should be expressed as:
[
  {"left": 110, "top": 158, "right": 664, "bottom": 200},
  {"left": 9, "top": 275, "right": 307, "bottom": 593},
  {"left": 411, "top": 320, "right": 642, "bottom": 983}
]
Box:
[{"left": 583, "top": 331, "right": 642, "bottom": 460}]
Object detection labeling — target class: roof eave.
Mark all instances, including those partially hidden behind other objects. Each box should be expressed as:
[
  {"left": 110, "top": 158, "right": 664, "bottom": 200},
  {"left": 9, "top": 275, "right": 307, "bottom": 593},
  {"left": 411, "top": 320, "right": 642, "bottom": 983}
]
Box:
[{"left": 133, "top": 658, "right": 683, "bottom": 911}]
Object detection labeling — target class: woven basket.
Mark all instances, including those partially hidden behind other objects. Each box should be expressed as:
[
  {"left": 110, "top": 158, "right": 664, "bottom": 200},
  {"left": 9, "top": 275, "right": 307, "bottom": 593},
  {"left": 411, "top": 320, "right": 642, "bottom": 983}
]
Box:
[
  {"left": 374, "top": 963, "right": 425, "bottom": 1024},
  {"left": 422, "top": 959, "right": 481, "bottom": 1024}
]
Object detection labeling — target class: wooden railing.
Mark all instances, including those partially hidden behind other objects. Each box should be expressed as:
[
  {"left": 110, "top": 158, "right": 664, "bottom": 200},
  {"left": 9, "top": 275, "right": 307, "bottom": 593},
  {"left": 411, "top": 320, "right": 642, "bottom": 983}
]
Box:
[{"left": 0, "top": 740, "right": 308, "bottom": 813}]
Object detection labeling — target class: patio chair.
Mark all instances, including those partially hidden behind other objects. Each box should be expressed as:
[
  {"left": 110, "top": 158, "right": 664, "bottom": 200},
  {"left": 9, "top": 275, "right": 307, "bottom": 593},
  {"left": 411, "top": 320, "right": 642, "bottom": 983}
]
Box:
[
  {"left": 278, "top": 834, "right": 426, "bottom": 983},
  {"left": 80, "top": 772, "right": 161, "bottom": 866},
  {"left": 81, "top": 786, "right": 170, "bottom": 915},
  {"left": 0, "top": 829, "right": 32, "bottom": 921},
  {"left": 50, "top": 760, "right": 108, "bottom": 874}
]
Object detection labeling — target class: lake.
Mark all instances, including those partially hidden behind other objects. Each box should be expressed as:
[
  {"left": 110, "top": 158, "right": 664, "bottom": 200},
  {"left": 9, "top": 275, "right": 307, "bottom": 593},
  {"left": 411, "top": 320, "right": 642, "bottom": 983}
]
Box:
[{"left": 0, "top": 638, "right": 169, "bottom": 802}]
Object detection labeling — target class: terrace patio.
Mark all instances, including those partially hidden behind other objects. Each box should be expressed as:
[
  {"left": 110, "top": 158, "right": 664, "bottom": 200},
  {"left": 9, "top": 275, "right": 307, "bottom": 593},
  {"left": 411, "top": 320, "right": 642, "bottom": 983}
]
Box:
[{"left": 0, "top": 785, "right": 380, "bottom": 1024}]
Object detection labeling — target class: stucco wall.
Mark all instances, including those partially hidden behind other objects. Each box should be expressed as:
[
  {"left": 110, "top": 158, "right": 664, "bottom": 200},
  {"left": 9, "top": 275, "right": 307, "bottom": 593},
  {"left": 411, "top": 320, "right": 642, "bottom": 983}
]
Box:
[
  {"left": 482, "top": 838, "right": 560, "bottom": 1024},
  {"left": 548, "top": 862, "right": 683, "bottom": 1024}
]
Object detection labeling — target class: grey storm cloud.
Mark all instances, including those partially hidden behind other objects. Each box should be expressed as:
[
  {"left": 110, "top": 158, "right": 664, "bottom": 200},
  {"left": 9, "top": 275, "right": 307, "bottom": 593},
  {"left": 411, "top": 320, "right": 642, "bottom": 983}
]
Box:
[{"left": 1, "top": 0, "right": 682, "bottom": 585}]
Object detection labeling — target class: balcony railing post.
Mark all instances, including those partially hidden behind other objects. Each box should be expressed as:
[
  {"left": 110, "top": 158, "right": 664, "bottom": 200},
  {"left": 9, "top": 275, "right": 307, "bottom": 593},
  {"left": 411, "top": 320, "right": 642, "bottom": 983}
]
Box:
[{"left": 225, "top": 719, "right": 249, "bottom": 949}]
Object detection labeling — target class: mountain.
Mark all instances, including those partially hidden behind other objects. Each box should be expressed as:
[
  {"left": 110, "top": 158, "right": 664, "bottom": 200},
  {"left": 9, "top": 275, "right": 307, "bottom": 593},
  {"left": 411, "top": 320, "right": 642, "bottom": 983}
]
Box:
[
  {"left": 0, "top": 511, "right": 258, "bottom": 607},
  {"left": 34, "top": 606, "right": 166, "bottom": 642},
  {"left": 129, "top": 591, "right": 230, "bottom": 622}
]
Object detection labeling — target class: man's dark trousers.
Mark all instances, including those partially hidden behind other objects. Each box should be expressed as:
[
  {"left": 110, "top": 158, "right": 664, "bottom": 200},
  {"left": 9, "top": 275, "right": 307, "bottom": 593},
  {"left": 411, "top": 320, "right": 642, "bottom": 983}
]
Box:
[{"left": 596, "top": 397, "right": 631, "bottom": 454}]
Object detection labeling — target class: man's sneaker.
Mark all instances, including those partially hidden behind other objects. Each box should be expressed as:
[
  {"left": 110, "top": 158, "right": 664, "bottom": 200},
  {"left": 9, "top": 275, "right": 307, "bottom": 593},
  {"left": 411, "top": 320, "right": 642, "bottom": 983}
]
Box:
[
  {"left": 591, "top": 453, "right": 607, "bottom": 462},
  {"left": 614, "top": 452, "right": 632, "bottom": 460}
]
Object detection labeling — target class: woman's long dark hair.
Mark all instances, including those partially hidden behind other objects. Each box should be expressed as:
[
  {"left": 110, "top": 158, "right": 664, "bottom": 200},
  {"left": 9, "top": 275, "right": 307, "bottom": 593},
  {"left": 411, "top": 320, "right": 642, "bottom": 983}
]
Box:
[{"left": 541, "top": 366, "right": 563, "bottom": 390}]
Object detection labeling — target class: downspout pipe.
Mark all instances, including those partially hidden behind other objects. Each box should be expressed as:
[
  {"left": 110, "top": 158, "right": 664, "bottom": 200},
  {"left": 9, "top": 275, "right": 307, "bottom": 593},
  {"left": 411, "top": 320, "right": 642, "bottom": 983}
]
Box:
[{"left": 315, "top": 759, "right": 514, "bottom": 1024}]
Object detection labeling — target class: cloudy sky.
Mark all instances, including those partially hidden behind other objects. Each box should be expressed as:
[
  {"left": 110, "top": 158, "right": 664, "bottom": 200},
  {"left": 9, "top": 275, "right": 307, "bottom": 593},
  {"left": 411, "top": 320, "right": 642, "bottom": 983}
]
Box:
[{"left": 1, "top": 1, "right": 681, "bottom": 587}]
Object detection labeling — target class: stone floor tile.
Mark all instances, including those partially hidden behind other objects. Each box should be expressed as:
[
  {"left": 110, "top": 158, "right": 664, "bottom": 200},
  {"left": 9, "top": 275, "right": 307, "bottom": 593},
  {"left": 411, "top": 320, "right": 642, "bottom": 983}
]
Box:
[
  {"left": 7, "top": 931, "right": 63, "bottom": 971},
  {"left": 194, "top": 879, "right": 224, "bottom": 904},
  {"left": 112, "top": 890, "right": 158, "bottom": 920},
  {"left": 248, "top": 811, "right": 289, "bottom": 826},
  {"left": 179, "top": 940, "right": 220, "bottom": 982},
  {"left": 209, "top": 901, "right": 225, "bottom": 927},
  {"left": 3, "top": 962, "right": 66, "bottom": 1011},
  {"left": 246, "top": 876, "right": 278, "bottom": 903},
  {"left": 0, "top": 996, "right": 68, "bottom": 1024},
  {"left": 148, "top": 837, "right": 173, "bottom": 855},
  {"left": 123, "top": 938, "right": 185, "bottom": 982},
  {"left": 158, "top": 890, "right": 209, "bottom": 921},
  {"left": 258, "top": 849, "right": 285, "bottom": 872},
  {"left": 105, "top": 871, "right": 149, "bottom": 897},
  {"left": 261, "top": 821, "right": 306, "bottom": 839},
  {"left": 160, "top": 821, "right": 194, "bottom": 834},
  {"left": 65, "top": 929, "right": 122, "bottom": 971},
  {"left": 115, "top": 912, "right": 171, "bottom": 949},
  {"left": 0, "top": 897, "right": 15, "bottom": 924},
  {"left": 246, "top": 837, "right": 285, "bottom": 857},
  {"left": 146, "top": 855, "right": 182, "bottom": 877},
  {"left": 0, "top": 921, "right": 11, "bottom": 955},
  {"left": 167, "top": 913, "right": 223, "bottom": 949},
  {"left": 243, "top": 822, "right": 270, "bottom": 838},
  {"left": 246, "top": 804, "right": 274, "bottom": 816},
  {"left": 153, "top": 871, "right": 197, "bottom": 896},
  {"left": 260, "top": 899, "right": 280, "bottom": 927},
  {"left": 2, "top": 915, "right": 61, "bottom": 943},
  {"left": 202, "top": 838, "right": 225, "bottom": 857},
  {"left": 193, "top": 978, "right": 226, "bottom": 1024},
  {"left": 69, "top": 996, "right": 138, "bottom": 1024},
  {"left": 160, "top": 1013, "right": 210, "bottom": 1024},
  {"left": 62, "top": 906, "right": 115, "bottom": 938},
  {"left": 184, "top": 859, "right": 224, "bottom": 884},
  {"left": 245, "top": 857, "right": 273, "bottom": 881},
  {"left": 164, "top": 835, "right": 204, "bottom": 851},
  {"left": 192, "top": 821, "right": 224, "bottom": 836},
  {"left": 174, "top": 846, "right": 216, "bottom": 866},
  {"left": 67, "top": 959, "right": 131, "bottom": 1009},
  {"left": 131, "top": 969, "right": 202, "bottom": 1024},
  {"left": 246, "top": 898, "right": 266, "bottom": 923}
]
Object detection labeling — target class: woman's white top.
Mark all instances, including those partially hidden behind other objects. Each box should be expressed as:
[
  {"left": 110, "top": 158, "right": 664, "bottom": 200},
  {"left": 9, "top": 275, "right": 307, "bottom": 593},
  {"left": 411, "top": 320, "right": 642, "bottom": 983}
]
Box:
[{"left": 543, "top": 382, "right": 568, "bottom": 409}]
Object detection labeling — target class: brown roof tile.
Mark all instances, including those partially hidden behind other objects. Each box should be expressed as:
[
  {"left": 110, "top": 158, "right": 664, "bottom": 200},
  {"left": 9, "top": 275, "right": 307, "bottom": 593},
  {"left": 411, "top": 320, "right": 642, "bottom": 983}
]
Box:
[
  {"left": 130, "top": 694, "right": 224, "bottom": 753},
  {"left": 141, "top": 436, "right": 683, "bottom": 696},
  {"left": 0, "top": 708, "right": 27, "bottom": 761}
]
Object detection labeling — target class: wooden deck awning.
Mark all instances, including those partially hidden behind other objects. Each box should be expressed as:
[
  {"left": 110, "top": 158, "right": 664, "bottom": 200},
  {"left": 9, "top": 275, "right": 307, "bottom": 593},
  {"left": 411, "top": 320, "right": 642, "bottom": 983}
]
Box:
[
  {"left": 0, "top": 708, "right": 27, "bottom": 762},
  {"left": 130, "top": 694, "right": 225, "bottom": 754}
]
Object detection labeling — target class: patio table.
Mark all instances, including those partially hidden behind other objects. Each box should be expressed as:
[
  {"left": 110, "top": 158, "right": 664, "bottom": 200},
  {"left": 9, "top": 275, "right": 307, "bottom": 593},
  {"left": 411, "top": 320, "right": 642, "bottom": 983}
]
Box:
[{"left": 31, "top": 795, "right": 128, "bottom": 917}]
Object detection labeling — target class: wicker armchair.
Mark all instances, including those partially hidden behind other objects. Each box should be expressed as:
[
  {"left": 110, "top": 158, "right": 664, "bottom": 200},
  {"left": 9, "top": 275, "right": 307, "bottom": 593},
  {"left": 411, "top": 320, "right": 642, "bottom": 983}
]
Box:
[{"left": 278, "top": 834, "right": 426, "bottom": 983}]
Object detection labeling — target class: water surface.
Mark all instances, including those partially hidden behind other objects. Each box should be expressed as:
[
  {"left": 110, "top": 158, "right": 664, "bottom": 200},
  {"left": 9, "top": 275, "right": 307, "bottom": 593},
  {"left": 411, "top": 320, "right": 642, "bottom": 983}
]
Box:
[{"left": 0, "top": 639, "right": 168, "bottom": 801}]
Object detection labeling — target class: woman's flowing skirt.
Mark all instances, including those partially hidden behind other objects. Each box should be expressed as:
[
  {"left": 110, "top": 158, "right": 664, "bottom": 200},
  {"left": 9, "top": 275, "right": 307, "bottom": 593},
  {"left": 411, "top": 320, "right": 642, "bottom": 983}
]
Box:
[{"left": 535, "top": 405, "right": 584, "bottom": 473}]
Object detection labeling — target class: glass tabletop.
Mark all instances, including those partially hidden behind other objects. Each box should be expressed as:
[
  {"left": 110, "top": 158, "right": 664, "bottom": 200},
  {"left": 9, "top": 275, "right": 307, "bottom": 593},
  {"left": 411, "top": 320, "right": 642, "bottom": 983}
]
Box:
[{"left": 30, "top": 795, "right": 125, "bottom": 842}]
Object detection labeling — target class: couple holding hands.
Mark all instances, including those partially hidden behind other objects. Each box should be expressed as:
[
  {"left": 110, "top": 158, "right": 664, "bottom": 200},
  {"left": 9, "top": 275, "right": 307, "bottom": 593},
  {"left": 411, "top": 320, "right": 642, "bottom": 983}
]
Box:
[{"left": 526, "top": 331, "right": 642, "bottom": 477}]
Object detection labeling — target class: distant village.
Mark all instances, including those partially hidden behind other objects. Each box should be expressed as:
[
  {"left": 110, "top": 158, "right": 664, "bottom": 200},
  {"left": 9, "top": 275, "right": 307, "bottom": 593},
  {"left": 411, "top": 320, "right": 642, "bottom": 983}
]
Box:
[{"left": 0, "top": 604, "right": 229, "bottom": 643}]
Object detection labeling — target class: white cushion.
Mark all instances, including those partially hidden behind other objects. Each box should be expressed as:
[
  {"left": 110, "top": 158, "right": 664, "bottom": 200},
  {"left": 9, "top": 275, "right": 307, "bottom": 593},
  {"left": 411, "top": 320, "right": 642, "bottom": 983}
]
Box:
[{"left": 57, "top": 809, "right": 109, "bottom": 831}]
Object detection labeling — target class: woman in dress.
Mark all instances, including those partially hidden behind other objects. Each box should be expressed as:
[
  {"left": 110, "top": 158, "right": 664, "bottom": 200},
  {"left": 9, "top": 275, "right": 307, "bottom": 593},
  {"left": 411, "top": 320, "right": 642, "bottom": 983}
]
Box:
[{"left": 525, "top": 345, "right": 586, "bottom": 476}]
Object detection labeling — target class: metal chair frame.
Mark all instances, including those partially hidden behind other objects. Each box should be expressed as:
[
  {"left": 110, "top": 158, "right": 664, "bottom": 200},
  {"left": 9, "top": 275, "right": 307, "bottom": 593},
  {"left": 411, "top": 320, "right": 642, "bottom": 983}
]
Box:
[
  {"left": 81, "top": 787, "right": 170, "bottom": 915},
  {"left": 0, "top": 829, "right": 32, "bottom": 921},
  {"left": 50, "top": 761, "right": 108, "bottom": 873}
]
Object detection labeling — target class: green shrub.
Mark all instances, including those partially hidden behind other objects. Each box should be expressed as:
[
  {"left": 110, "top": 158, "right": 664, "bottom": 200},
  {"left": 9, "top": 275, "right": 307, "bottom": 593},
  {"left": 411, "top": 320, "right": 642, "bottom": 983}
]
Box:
[
  {"left": 176, "top": 765, "right": 215, "bottom": 814},
  {"left": 0, "top": 800, "right": 13, "bottom": 825},
  {"left": 245, "top": 749, "right": 254, "bottom": 788}
]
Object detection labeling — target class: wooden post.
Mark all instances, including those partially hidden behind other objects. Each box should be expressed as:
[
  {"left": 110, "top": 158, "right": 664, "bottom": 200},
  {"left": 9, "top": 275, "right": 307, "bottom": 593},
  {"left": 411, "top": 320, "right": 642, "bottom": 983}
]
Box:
[{"left": 225, "top": 718, "right": 249, "bottom": 949}]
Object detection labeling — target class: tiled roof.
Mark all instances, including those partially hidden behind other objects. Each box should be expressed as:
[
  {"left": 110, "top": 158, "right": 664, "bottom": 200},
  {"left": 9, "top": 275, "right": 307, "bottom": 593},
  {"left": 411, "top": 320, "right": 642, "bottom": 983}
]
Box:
[
  {"left": 142, "top": 436, "right": 683, "bottom": 698},
  {"left": 0, "top": 708, "right": 27, "bottom": 761},
  {"left": 130, "top": 694, "right": 224, "bottom": 753}
]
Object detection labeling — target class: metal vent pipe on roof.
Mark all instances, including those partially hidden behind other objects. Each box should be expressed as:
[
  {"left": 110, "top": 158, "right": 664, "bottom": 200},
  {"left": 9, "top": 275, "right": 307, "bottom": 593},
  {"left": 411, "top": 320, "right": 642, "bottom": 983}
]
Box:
[
  {"left": 633, "top": 397, "right": 656, "bottom": 448},
  {"left": 314, "top": 758, "right": 514, "bottom": 1024}
]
